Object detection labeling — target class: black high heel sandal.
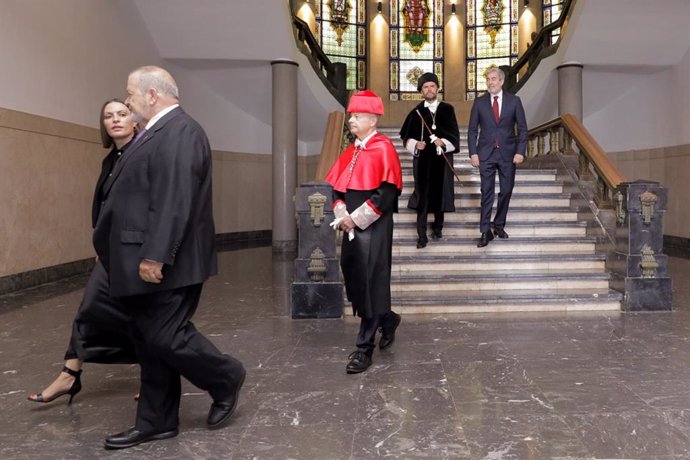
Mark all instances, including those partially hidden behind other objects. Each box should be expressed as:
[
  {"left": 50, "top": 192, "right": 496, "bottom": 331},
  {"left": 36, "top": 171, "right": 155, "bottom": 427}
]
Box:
[{"left": 27, "top": 366, "right": 82, "bottom": 405}]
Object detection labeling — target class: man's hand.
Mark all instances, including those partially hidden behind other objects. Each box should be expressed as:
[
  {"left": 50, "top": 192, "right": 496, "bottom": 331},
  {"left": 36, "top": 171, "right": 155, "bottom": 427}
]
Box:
[
  {"left": 139, "top": 259, "right": 164, "bottom": 284},
  {"left": 433, "top": 138, "right": 445, "bottom": 148},
  {"left": 415, "top": 141, "right": 426, "bottom": 150},
  {"left": 513, "top": 154, "right": 525, "bottom": 164},
  {"left": 470, "top": 154, "right": 480, "bottom": 168},
  {"left": 338, "top": 215, "right": 357, "bottom": 233}
]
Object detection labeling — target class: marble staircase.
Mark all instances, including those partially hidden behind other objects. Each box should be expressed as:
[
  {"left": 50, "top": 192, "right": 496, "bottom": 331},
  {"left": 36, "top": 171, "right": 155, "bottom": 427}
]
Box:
[{"left": 379, "top": 127, "right": 623, "bottom": 313}]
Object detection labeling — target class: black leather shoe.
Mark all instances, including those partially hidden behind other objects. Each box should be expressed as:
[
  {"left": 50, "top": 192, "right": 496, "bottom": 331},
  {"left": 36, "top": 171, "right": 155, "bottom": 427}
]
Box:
[
  {"left": 416, "top": 238, "right": 428, "bottom": 249},
  {"left": 431, "top": 228, "right": 442, "bottom": 240},
  {"left": 477, "top": 231, "right": 494, "bottom": 248},
  {"left": 207, "top": 368, "right": 246, "bottom": 428},
  {"left": 493, "top": 228, "right": 509, "bottom": 239},
  {"left": 104, "top": 427, "right": 178, "bottom": 450},
  {"left": 346, "top": 351, "right": 372, "bottom": 374},
  {"left": 379, "top": 312, "right": 401, "bottom": 350}
]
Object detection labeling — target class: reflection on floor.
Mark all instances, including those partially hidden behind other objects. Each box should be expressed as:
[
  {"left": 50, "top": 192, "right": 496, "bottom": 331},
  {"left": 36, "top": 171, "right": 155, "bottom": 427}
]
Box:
[{"left": 2, "top": 247, "right": 690, "bottom": 459}]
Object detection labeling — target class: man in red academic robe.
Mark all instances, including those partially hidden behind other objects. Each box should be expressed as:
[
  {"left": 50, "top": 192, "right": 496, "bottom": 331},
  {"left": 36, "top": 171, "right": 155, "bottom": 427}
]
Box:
[{"left": 326, "top": 90, "right": 403, "bottom": 374}]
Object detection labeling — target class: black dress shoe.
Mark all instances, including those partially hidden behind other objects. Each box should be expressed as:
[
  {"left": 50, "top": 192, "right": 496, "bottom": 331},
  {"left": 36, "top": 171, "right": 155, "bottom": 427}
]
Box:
[
  {"left": 207, "top": 368, "right": 246, "bottom": 428},
  {"left": 346, "top": 351, "right": 372, "bottom": 374},
  {"left": 431, "top": 228, "right": 442, "bottom": 240},
  {"left": 493, "top": 228, "right": 509, "bottom": 239},
  {"left": 416, "top": 238, "right": 428, "bottom": 249},
  {"left": 379, "top": 312, "right": 401, "bottom": 350},
  {"left": 477, "top": 231, "right": 494, "bottom": 248},
  {"left": 104, "top": 427, "right": 178, "bottom": 450}
]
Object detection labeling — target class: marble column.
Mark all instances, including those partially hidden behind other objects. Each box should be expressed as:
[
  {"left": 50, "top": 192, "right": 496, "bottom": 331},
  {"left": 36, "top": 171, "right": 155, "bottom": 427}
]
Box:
[
  {"left": 271, "top": 60, "right": 299, "bottom": 252},
  {"left": 557, "top": 62, "right": 583, "bottom": 120}
]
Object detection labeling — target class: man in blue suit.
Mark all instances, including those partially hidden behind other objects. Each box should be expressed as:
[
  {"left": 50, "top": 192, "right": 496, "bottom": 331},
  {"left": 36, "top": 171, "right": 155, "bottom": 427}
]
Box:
[{"left": 467, "top": 66, "right": 528, "bottom": 248}]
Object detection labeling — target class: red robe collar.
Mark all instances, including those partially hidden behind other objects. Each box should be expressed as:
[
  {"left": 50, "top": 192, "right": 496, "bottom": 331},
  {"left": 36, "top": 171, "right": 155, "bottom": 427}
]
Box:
[{"left": 325, "top": 133, "right": 403, "bottom": 193}]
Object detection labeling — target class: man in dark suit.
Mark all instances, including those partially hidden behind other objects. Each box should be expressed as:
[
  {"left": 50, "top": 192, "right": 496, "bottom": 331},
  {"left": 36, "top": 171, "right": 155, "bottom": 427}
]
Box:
[
  {"left": 95, "top": 66, "right": 245, "bottom": 450},
  {"left": 467, "top": 65, "right": 528, "bottom": 248}
]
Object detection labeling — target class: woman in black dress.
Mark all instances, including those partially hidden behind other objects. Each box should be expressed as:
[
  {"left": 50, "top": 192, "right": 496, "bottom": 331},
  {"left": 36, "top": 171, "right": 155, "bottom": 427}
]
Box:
[{"left": 28, "top": 99, "right": 138, "bottom": 404}]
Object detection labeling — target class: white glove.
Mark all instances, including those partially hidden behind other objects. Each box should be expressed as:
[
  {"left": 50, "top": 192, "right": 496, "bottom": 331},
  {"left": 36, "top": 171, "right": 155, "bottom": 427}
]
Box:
[
  {"left": 436, "top": 146, "right": 443, "bottom": 156},
  {"left": 329, "top": 217, "right": 355, "bottom": 241}
]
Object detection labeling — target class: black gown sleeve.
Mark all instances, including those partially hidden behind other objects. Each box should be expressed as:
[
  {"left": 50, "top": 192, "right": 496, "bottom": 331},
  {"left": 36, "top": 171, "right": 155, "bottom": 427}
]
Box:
[{"left": 368, "top": 182, "right": 399, "bottom": 215}]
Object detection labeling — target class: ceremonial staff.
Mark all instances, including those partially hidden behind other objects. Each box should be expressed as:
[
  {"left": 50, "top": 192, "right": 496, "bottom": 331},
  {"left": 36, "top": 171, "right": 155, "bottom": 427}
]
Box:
[{"left": 415, "top": 109, "right": 462, "bottom": 184}]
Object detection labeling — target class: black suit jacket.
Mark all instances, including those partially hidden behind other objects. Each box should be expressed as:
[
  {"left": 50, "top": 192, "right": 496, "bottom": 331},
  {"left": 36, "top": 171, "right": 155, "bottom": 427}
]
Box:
[
  {"left": 93, "top": 107, "right": 218, "bottom": 298},
  {"left": 468, "top": 91, "right": 528, "bottom": 162},
  {"left": 92, "top": 141, "right": 134, "bottom": 228},
  {"left": 91, "top": 148, "right": 118, "bottom": 228}
]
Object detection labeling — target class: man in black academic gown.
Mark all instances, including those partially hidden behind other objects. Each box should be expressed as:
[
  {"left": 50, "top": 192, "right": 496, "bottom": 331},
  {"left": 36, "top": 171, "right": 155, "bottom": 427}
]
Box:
[
  {"left": 399, "top": 73, "right": 460, "bottom": 249},
  {"left": 326, "top": 90, "right": 403, "bottom": 374}
]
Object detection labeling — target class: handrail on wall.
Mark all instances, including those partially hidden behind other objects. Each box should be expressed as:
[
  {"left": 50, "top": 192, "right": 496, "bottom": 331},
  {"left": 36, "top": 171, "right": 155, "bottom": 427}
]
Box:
[
  {"left": 291, "top": 16, "right": 348, "bottom": 107},
  {"left": 314, "top": 111, "right": 346, "bottom": 182},
  {"left": 527, "top": 113, "right": 625, "bottom": 207},
  {"left": 504, "top": 0, "right": 575, "bottom": 93}
]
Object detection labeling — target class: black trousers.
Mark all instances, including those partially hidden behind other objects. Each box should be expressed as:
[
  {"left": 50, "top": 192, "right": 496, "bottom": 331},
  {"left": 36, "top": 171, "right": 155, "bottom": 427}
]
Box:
[
  {"left": 65, "top": 261, "right": 136, "bottom": 364},
  {"left": 126, "top": 283, "right": 245, "bottom": 432},
  {"left": 479, "top": 149, "right": 516, "bottom": 233},
  {"left": 355, "top": 311, "right": 397, "bottom": 355},
  {"left": 414, "top": 152, "right": 445, "bottom": 241}
]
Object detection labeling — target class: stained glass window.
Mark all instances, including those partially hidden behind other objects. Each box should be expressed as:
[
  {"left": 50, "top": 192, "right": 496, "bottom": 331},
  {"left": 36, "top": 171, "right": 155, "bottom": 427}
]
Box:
[
  {"left": 389, "top": 0, "right": 444, "bottom": 101},
  {"left": 542, "top": 0, "right": 563, "bottom": 45},
  {"left": 314, "top": 0, "right": 366, "bottom": 90},
  {"left": 466, "top": 0, "right": 519, "bottom": 100}
]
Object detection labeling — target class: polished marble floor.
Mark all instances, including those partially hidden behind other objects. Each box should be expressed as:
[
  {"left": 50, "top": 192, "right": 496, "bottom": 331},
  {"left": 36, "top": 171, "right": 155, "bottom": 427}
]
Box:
[{"left": 2, "top": 247, "right": 690, "bottom": 459}]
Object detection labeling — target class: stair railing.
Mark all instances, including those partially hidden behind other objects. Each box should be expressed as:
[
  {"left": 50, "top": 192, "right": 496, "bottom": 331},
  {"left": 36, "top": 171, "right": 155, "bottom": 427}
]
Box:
[
  {"left": 504, "top": 0, "right": 575, "bottom": 93},
  {"left": 526, "top": 113, "right": 625, "bottom": 208},
  {"left": 291, "top": 15, "right": 348, "bottom": 107},
  {"left": 315, "top": 111, "right": 347, "bottom": 182},
  {"left": 525, "top": 114, "right": 672, "bottom": 310}
]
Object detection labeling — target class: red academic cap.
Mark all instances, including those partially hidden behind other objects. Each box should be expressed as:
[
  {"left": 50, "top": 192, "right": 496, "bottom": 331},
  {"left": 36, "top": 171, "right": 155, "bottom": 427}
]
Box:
[{"left": 346, "top": 90, "right": 384, "bottom": 115}]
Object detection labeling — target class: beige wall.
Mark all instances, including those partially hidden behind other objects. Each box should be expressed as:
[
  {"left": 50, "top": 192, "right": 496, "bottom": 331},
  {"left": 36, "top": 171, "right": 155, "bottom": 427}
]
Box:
[
  {"left": 609, "top": 144, "right": 690, "bottom": 238},
  {"left": 0, "top": 107, "right": 318, "bottom": 278},
  {"left": 212, "top": 151, "right": 318, "bottom": 235},
  {"left": 0, "top": 108, "right": 101, "bottom": 276}
]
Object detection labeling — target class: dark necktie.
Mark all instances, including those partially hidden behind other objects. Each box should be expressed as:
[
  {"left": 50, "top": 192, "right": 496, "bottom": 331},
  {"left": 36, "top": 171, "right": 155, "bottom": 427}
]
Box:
[
  {"left": 493, "top": 96, "right": 500, "bottom": 149},
  {"left": 492, "top": 96, "right": 500, "bottom": 123},
  {"left": 132, "top": 128, "right": 148, "bottom": 145}
]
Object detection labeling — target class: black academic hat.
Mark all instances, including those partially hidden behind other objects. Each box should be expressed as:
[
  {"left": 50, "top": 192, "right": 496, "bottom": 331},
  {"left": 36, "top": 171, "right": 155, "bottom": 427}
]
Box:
[{"left": 417, "top": 72, "right": 439, "bottom": 92}]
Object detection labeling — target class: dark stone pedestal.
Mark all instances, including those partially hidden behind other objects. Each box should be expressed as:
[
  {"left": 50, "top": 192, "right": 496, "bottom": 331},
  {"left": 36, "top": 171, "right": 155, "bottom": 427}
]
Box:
[
  {"left": 291, "top": 282, "right": 344, "bottom": 318},
  {"left": 612, "top": 180, "right": 673, "bottom": 311},
  {"left": 624, "top": 278, "right": 672, "bottom": 312},
  {"left": 291, "top": 182, "right": 344, "bottom": 319}
]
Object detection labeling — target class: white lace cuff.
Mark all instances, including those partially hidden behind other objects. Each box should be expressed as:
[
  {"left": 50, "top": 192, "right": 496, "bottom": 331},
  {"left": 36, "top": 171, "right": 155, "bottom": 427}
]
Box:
[{"left": 350, "top": 200, "right": 382, "bottom": 230}]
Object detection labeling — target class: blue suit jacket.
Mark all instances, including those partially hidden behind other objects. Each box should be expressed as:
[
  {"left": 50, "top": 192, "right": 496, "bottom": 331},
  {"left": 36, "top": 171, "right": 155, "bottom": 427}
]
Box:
[{"left": 467, "top": 91, "right": 528, "bottom": 162}]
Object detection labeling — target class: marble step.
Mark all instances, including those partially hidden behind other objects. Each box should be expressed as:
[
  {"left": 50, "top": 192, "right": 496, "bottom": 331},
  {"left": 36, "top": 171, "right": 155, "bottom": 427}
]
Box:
[
  {"left": 392, "top": 237, "right": 596, "bottom": 255},
  {"left": 398, "top": 154, "right": 470, "bottom": 164},
  {"left": 393, "top": 222, "right": 586, "bottom": 238},
  {"left": 397, "top": 181, "right": 565, "bottom": 194},
  {"left": 387, "top": 288, "right": 623, "bottom": 313},
  {"left": 400, "top": 171, "right": 557, "bottom": 182},
  {"left": 397, "top": 193, "right": 572, "bottom": 209},
  {"left": 394, "top": 208, "right": 579, "bottom": 223},
  {"left": 393, "top": 253, "right": 606, "bottom": 272},
  {"left": 391, "top": 270, "right": 611, "bottom": 292}
]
